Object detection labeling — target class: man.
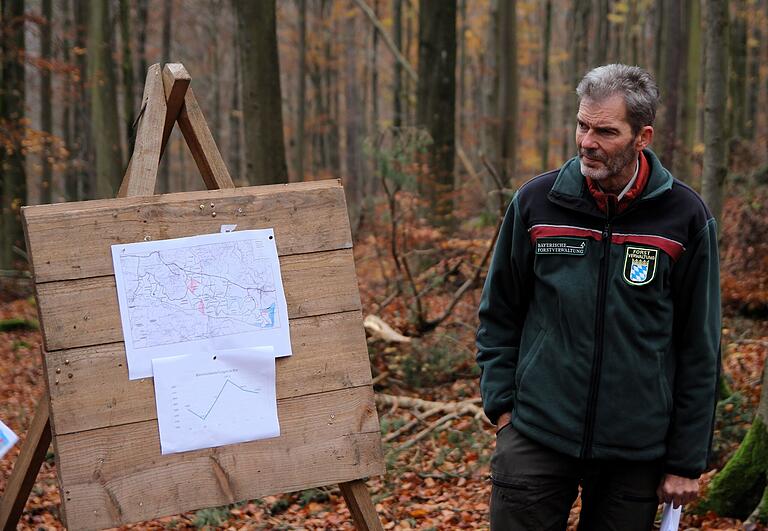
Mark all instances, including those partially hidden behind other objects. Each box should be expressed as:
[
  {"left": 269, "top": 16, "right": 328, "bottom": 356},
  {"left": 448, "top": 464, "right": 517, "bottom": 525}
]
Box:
[{"left": 476, "top": 64, "right": 720, "bottom": 530}]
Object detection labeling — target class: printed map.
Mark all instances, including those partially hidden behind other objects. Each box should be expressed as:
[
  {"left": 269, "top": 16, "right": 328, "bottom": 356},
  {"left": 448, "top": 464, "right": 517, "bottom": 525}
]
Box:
[{"left": 119, "top": 241, "right": 279, "bottom": 349}]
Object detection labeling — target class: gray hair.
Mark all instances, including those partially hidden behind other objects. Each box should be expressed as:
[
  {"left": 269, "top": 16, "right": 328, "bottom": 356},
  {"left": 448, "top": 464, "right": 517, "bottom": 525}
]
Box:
[{"left": 576, "top": 64, "right": 660, "bottom": 135}]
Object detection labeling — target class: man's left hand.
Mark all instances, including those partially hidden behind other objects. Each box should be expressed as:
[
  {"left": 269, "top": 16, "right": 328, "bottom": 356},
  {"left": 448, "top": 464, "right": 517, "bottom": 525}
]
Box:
[{"left": 656, "top": 473, "right": 699, "bottom": 508}]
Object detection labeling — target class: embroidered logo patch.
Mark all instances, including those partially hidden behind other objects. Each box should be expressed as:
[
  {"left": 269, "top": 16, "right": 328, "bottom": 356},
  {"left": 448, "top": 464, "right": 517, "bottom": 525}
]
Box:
[
  {"left": 623, "top": 246, "right": 658, "bottom": 286},
  {"left": 535, "top": 237, "right": 587, "bottom": 256}
]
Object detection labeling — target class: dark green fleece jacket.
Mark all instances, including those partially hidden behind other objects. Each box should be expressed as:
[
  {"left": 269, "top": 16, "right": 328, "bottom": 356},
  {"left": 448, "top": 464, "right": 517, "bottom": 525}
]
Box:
[{"left": 476, "top": 149, "right": 721, "bottom": 478}]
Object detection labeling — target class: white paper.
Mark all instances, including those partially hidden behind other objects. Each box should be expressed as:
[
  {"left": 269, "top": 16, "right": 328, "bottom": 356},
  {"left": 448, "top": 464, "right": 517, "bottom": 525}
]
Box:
[
  {"left": 0, "top": 419, "right": 19, "bottom": 459},
  {"left": 111, "top": 229, "right": 291, "bottom": 379},
  {"left": 152, "top": 346, "right": 280, "bottom": 455},
  {"left": 660, "top": 503, "right": 681, "bottom": 531},
  {"left": 220, "top": 224, "right": 237, "bottom": 233}
]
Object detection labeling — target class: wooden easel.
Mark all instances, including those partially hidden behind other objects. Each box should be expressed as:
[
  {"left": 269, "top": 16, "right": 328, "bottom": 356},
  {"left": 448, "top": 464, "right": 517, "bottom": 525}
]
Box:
[{"left": 0, "top": 63, "right": 384, "bottom": 531}]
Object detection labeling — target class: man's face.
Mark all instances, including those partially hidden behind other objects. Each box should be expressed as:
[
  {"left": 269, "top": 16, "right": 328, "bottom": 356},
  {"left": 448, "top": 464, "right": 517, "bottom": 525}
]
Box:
[{"left": 576, "top": 95, "right": 639, "bottom": 182}]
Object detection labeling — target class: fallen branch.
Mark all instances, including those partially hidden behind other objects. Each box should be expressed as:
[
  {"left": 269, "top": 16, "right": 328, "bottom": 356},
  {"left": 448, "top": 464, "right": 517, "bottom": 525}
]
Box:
[
  {"left": 364, "top": 315, "right": 412, "bottom": 344},
  {"left": 399, "top": 412, "right": 458, "bottom": 450},
  {"left": 375, "top": 393, "right": 491, "bottom": 439}
]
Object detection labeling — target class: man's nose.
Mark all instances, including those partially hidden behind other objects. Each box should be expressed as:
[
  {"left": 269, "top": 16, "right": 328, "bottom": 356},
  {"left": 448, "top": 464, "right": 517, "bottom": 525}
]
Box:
[{"left": 580, "top": 130, "right": 599, "bottom": 149}]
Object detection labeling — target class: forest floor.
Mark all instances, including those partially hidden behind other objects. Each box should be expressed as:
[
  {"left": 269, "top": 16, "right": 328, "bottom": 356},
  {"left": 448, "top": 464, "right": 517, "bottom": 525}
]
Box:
[{"left": 0, "top": 290, "right": 766, "bottom": 530}]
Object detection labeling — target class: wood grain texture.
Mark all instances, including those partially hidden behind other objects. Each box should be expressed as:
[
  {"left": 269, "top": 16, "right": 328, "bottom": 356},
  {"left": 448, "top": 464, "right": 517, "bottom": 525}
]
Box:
[
  {"left": 36, "top": 248, "right": 361, "bottom": 352},
  {"left": 118, "top": 64, "right": 167, "bottom": 198},
  {"left": 23, "top": 181, "right": 351, "bottom": 283},
  {"left": 340, "top": 479, "right": 386, "bottom": 531},
  {"left": 55, "top": 387, "right": 383, "bottom": 530},
  {"left": 160, "top": 63, "right": 191, "bottom": 158},
  {"left": 45, "top": 311, "right": 372, "bottom": 435},
  {"left": 177, "top": 86, "right": 234, "bottom": 189}
]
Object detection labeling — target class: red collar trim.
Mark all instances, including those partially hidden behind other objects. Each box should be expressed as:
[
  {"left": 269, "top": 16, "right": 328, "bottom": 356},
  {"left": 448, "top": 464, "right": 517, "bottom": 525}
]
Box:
[{"left": 585, "top": 152, "right": 650, "bottom": 214}]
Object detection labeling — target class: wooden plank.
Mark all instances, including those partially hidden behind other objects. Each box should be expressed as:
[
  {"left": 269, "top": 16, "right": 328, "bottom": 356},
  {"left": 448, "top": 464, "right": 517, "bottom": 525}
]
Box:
[
  {"left": 62, "top": 432, "right": 382, "bottom": 531},
  {"left": 340, "top": 479, "right": 385, "bottom": 531},
  {"left": 45, "top": 311, "right": 372, "bottom": 435},
  {"left": 35, "top": 248, "right": 361, "bottom": 352},
  {"left": 23, "top": 181, "right": 351, "bottom": 283},
  {"left": 159, "top": 63, "right": 191, "bottom": 158},
  {"left": 118, "top": 64, "right": 167, "bottom": 198},
  {"left": 177, "top": 86, "right": 234, "bottom": 189},
  {"left": 55, "top": 388, "right": 383, "bottom": 530},
  {"left": 0, "top": 395, "right": 52, "bottom": 531}
]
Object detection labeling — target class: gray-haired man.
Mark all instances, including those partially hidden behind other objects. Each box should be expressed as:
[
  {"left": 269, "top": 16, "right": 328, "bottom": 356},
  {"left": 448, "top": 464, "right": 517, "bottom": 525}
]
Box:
[{"left": 477, "top": 64, "right": 720, "bottom": 530}]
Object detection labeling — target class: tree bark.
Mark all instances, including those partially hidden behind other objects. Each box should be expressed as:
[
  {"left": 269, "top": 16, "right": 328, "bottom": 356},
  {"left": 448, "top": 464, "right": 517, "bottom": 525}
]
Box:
[
  {"left": 87, "top": 0, "right": 124, "bottom": 199},
  {"left": 728, "top": 0, "right": 747, "bottom": 140},
  {"left": 234, "top": 0, "right": 288, "bottom": 185},
  {"left": 539, "top": 0, "right": 552, "bottom": 171},
  {"left": 700, "top": 366, "right": 768, "bottom": 521},
  {"left": 660, "top": 0, "right": 682, "bottom": 173},
  {"left": 393, "top": 0, "right": 403, "bottom": 128},
  {"left": 40, "top": 0, "right": 53, "bottom": 204},
  {"left": 344, "top": 13, "right": 364, "bottom": 232},
  {"left": 416, "top": 0, "right": 456, "bottom": 223},
  {"left": 498, "top": 0, "right": 518, "bottom": 184},
  {"left": 74, "top": 0, "right": 91, "bottom": 199},
  {"left": 744, "top": 0, "right": 759, "bottom": 140},
  {"left": 680, "top": 0, "right": 702, "bottom": 183},
  {"left": 701, "top": 0, "right": 729, "bottom": 226},
  {"left": 295, "top": 0, "right": 307, "bottom": 181},
  {"left": 563, "top": 0, "right": 590, "bottom": 161},
  {"left": 136, "top": 0, "right": 148, "bottom": 102},
  {"left": 157, "top": 0, "right": 172, "bottom": 193},
  {"left": 119, "top": 0, "right": 135, "bottom": 157},
  {"left": 0, "top": 0, "right": 27, "bottom": 269},
  {"left": 62, "top": 0, "right": 77, "bottom": 202}
]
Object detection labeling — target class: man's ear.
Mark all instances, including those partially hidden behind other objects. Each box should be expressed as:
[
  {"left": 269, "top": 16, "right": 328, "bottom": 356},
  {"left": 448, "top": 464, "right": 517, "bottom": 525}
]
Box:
[{"left": 636, "top": 126, "right": 654, "bottom": 150}]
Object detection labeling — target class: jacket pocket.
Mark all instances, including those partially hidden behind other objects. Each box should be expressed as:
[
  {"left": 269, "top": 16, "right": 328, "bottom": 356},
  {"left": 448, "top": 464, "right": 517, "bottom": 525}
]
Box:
[{"left": 516, "top": 325, "right": 548, "bottom": 393}]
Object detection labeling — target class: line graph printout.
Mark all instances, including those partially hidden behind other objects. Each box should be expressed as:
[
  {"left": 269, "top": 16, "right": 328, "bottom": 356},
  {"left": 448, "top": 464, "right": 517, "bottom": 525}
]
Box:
[
  {"left": 152, "top": 346, "right": 280, "bottom": 455},
  {"left": 111, "top": 229, "right": 291, "bottom": 379}
]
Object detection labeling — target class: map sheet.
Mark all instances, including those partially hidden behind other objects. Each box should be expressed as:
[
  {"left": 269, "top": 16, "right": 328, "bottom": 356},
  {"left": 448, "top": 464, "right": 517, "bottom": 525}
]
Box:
[
  {"left": 152, "top": 346, "right": 280, "bottom": 455},
  {"left": 111, "top": 229, "right": 291, "bottom": 379}
]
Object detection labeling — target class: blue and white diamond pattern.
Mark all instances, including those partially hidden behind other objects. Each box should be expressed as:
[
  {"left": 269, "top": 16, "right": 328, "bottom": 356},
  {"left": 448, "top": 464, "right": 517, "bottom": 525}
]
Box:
[{"left": 630, "top": 261, "right": 648, "bottom": 282}]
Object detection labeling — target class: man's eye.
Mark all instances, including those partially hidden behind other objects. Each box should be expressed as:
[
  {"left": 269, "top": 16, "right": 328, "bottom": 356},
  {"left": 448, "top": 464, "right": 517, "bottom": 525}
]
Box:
[{"left": 577, "top": 122, "right": 588, "bottom": 131}]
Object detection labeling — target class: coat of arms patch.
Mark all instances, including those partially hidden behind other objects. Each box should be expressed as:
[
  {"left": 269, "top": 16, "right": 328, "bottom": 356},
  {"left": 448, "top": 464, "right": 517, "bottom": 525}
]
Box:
[{"left": 622, "top": 246, "right": 658, "bottom": 286}]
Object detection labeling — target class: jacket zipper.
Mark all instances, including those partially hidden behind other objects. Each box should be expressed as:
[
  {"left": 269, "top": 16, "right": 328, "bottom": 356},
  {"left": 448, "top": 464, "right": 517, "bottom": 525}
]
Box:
[{"left": 581, "top": 199, "right": 614, "bottom": 459}]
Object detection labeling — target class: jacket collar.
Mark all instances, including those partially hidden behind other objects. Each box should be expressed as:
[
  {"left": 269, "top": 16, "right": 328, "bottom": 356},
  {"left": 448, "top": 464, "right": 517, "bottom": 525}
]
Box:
[{"left": 547, "top": 148, "right": 673, "bottom": 218}]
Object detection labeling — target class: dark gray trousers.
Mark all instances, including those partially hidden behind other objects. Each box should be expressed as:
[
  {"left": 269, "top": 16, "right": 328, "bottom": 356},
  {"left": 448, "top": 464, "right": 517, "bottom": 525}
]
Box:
[{"left": 490, "top": 425, "right": 663, "bottom": 531}]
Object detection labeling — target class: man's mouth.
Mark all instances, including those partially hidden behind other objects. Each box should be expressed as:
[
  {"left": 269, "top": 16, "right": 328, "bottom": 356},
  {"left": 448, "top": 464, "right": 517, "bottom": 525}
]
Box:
[{"left": 580, "top": 152, "right": 605, "bottom": 164}]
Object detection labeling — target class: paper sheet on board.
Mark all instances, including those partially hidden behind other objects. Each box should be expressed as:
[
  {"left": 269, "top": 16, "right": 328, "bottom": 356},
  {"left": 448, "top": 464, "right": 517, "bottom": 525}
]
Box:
[
  {"left": 0, "top": 418, "right": 19, "bottom": 459},
  {"left": 660, "top": 503, "right": 681, "bottom": 531},
  {"left": 111, "top": 228, "right": 291, "bottom": 379},
  {"left": 152, "top": 346, "right": 280, "bottom": 455}
]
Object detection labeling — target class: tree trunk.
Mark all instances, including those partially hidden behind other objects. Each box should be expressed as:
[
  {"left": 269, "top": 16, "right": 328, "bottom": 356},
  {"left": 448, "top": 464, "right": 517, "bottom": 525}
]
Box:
[
  {"left": 0, "top": 0, "right": 27, "bottom": 269},
  {"left": 74, "top": 0, "right": 91, "bottom": 199},
  {"left": 701, "top": 0, "right": 729, "bottom": 226},
  {"left": 40, "top": 0, "right": 53, "bottom": 204},
  {"left": 393, "top": 0, "right": 403, "bottom": 128},
  {"left": 234, "top": 0, "right": 288, "bottom": 185},
  {"left": 136, "top": 0, "right": 148, "bottom": 101},
  {"left": 295, "top": 0, "right": 307, "bottom": 181},
  {"left": 744, "top": 1, "right": 759, "bottom": 140},
  {"left": 728, "top": 0, "right": 747, "bottom": 140},
  {"left": 416, "top": 0, "right": 456, "bottom": 223},
  {"left": 539, "top": 0, "right": 552, "bottom": 171},
  {"left": 498, "top": 0, "right": 518, "bottom": 184},
  {"left": 119, "top": 0, "right": 135, "bottom": 157},
  {"left": 158, "top": 0, "right": 172, "bottom": 193},
  {"left": 564, "top": 0, "right": 590, "bottom": 161},
  {"left": 344, "top": 13, "right": 364, "bottom": 233},
  {"left": 700, "top": 365, "right": 768, "bottom": 522},
  {"left": 590, "top": 0, "right": 608, "bottom": 66},
  {"left": 229, "top": 29, "right": 243, "bottom": 184},
  {"left": 679, "top": 0, "right": 701, "bottom": 183},
  {"left": 371, "top": 0, "right": 379, "bottom": 132},
  {"left": 660, "top": 0, "right": 682, "bottom": 173},
  {"left": 62, "top": 0, "right": 77, "bottom": 202},
  {"left": 87, "top": 0, "right": 124, "bottom": 199}
]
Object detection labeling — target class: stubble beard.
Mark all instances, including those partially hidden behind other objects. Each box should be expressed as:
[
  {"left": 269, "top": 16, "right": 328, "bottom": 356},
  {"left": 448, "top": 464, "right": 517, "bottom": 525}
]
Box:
[{"left": 579, "top": 138, "right": 638, "bottom": 183}]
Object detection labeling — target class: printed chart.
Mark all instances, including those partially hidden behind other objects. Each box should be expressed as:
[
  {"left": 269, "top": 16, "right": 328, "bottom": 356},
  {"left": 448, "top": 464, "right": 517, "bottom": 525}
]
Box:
[{"left": 153, "top": 347, "right": 280, "bottom": 455}]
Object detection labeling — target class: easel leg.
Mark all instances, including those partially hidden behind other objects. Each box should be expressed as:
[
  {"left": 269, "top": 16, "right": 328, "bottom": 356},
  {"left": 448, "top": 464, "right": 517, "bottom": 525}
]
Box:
[
  {"left": 339, "top": 479, "right": 384, "bottom": 531},
  {"left": 0, "top": 396, "right": 52, "bottom": 531}
]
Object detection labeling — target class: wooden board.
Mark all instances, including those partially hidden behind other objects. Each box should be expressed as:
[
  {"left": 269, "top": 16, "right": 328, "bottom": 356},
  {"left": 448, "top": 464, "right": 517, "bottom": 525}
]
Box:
[
  {"left": 21, "top": 179, "right": 385, "bottom": 530},
  {"left": 45, "top": 310, "right": 372, "bottom": 435}
]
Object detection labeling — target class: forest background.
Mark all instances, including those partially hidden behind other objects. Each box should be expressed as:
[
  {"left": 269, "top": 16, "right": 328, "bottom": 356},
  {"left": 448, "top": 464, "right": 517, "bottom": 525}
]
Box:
[{"left": 1, "top": 0, "right": 768, "bottom": 529}]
